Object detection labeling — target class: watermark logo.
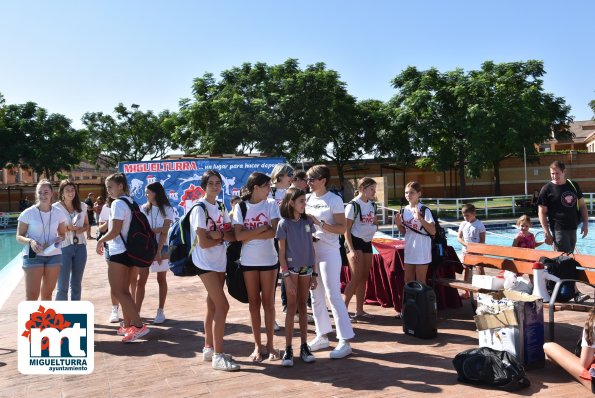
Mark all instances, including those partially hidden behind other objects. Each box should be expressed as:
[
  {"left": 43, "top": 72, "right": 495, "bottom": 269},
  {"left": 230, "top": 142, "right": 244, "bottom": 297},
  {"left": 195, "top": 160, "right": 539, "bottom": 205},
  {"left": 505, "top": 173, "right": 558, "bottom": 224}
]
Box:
[{"left": 18, "top": 301, "right": 94, "bottom": 375}]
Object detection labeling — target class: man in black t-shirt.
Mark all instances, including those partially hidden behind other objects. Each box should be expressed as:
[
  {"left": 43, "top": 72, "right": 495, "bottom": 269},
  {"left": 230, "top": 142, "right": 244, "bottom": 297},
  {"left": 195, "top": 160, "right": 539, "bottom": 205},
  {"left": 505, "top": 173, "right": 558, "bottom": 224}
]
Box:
[{"left": 537, "top": 160, "right": 589, "bottom": 253}]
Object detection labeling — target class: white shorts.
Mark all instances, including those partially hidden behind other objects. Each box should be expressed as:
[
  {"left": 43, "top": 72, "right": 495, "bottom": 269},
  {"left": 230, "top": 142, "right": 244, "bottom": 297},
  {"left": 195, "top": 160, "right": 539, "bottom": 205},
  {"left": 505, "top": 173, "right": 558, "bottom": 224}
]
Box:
[{"left": 150, "top": 261, "right": 169, "bottom": 273}]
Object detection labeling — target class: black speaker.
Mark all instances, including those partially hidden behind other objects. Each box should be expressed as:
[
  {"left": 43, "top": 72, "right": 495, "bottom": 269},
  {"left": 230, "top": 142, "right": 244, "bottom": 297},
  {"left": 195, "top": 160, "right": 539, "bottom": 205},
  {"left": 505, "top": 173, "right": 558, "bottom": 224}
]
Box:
[{"left": 402, "top": 281, "right": 437, "bottom": 339}]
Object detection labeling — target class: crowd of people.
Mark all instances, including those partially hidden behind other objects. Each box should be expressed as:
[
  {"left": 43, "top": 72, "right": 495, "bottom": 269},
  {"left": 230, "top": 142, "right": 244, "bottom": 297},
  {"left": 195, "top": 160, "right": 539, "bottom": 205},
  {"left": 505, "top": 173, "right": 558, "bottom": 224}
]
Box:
[{"left": 14, "top": 160, "right": 595, "bottom": 380}]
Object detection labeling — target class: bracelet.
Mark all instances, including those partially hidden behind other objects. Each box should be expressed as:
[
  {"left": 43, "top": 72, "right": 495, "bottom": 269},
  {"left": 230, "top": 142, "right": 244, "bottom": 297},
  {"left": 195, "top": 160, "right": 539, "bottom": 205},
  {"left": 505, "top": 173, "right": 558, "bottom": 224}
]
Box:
[{"left": 282, "top": 271, "right": 291, "bottom": 278}]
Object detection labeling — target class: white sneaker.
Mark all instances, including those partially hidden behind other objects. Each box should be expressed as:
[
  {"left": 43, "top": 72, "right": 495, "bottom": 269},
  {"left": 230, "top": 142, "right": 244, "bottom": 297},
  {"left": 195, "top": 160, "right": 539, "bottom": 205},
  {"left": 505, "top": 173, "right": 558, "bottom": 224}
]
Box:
[
  {"left": 202, "top": 347, "right": 214, "bottom": 361},
  {"left": 274, "top": 321, "right": 280, "bottom": 331},
  {"left": 109, "top": 306, "right": 120, "bottom": 323},
  {"left": 154, "top": 309, "right": 166, "bottom": 324},
  {"left": 212, "top": 353, "right": 240, "bottom": 371},
  {"left": 329, "top": 339, "right": 352, "bottom": 359},
  {"left": 308, "top": 335, "right": 329, "bottom": 352}
]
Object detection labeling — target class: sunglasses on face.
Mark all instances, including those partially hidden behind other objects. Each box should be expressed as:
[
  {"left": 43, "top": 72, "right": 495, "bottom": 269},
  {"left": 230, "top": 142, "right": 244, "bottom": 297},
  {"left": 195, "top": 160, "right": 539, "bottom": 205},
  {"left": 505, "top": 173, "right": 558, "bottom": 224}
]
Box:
[{"left": 306, "top": 177, "right": 321, "bottom": 182}]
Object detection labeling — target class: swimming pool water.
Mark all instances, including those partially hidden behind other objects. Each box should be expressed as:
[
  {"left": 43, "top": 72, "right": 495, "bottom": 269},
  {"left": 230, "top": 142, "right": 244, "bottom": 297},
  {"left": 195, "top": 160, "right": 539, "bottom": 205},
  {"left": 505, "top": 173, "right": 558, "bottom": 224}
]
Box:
[
  {"left": 0, "top": 232, "right": 21, "bottom": 271},
  {"left": 445, "top": 221, "right": 595, "bottom": 255}
]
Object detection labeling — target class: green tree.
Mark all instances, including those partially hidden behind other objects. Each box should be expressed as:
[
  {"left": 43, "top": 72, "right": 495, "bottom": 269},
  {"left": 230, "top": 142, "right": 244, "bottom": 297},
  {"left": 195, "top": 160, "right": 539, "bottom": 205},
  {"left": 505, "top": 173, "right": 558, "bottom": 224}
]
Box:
[
  {"left": 466, "top": 61, "right": 572, "bottom": 195},
  {"left": 82, "top": 104, "right": 176, "bottom": 167},
  {"left": 1, "top": 101, "right": 85, "bottom": 179},
  {"left": 590, "top": 97, "right": 595, "bottom": 118},
  {"left": 388, "top": 61, "right": 572, "bottom": 197}
]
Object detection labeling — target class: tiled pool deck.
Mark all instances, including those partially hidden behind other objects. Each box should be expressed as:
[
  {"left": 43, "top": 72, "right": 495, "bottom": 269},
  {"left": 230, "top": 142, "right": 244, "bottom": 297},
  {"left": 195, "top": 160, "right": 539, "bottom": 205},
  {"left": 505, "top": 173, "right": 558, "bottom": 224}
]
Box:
[{"left": 0, "top": 238, "right": 591, "bottom": 397}]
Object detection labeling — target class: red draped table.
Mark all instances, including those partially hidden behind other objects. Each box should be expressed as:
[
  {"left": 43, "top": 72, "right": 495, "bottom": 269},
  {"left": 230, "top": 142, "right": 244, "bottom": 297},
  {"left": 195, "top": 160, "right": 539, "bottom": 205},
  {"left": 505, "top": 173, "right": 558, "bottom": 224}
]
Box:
[{"left": 341, "top": 239, "right": 463, "bottom": 313}]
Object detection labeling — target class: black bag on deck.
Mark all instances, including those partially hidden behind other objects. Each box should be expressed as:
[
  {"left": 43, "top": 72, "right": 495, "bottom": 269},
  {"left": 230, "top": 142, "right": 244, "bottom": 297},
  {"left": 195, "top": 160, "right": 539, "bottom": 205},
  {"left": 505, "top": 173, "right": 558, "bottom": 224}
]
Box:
[
  {"left": 539, "top": 255, "right": 579, "bottom": 302},
  {"left": 226, "top": 201, "right": 249, "bottom": 303},
  {"left": 453, "top": 347, "right": 530, "bottom": 391}
]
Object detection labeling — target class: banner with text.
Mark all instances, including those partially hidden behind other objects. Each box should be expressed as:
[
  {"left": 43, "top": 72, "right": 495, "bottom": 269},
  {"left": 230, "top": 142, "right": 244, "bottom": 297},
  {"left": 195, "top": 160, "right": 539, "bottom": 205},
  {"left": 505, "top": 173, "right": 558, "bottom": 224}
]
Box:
[{"left": 119, "top": 158, "right": 285, "bottom": 218}]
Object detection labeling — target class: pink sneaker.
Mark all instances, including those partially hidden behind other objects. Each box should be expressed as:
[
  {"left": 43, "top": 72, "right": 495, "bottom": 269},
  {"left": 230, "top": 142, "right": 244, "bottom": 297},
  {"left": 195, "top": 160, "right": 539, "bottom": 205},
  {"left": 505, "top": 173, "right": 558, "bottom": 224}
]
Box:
[
  {"left": 122, "top": 325, "right": 149, "bottom": 343},
  {"left": 117, "top": 326, "right": 127, "bottom": 336}
]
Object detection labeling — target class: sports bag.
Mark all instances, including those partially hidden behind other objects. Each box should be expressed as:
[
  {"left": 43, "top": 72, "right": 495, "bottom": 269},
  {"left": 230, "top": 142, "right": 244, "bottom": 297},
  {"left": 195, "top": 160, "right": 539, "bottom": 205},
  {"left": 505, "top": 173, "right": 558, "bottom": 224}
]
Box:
[
  {"left": 540, "top": 255, "right": 579, "bottom": 302},
  {"left": 453, "top": 347, "right": 530, "bottom": 391},
  {"left": 168, "top": 201, "right": 226, "bottom": 277},
  {"left": 118, "top": 198, "right": 158, "bottom": 268},
  {"left": 226, "top": 201, "right": 249, "bottom": 303}
]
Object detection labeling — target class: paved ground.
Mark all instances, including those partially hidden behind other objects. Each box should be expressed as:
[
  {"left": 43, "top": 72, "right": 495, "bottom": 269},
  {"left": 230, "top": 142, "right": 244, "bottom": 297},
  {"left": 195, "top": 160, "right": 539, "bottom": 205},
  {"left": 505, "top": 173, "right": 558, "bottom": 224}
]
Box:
[{"left": 0, "top": 238, "right": 592, "bottom": 397}]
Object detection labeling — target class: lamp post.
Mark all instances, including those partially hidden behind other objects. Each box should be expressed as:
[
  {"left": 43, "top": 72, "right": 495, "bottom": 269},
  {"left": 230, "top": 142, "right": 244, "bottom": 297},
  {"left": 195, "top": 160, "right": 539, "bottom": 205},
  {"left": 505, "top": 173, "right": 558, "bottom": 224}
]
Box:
[{"left": 523, "top": 146, "right": 528, "bottom": 196}]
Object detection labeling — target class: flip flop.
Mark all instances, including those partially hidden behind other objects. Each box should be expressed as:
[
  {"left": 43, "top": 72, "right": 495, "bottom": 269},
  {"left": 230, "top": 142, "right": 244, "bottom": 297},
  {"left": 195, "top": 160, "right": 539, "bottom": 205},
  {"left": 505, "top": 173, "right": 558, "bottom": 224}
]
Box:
[
  {"left": 249, "top": 350, "right": 263, "bottom": 362},
  {"left": 267, "top": 349, "right": 280, "bottom": 361}
]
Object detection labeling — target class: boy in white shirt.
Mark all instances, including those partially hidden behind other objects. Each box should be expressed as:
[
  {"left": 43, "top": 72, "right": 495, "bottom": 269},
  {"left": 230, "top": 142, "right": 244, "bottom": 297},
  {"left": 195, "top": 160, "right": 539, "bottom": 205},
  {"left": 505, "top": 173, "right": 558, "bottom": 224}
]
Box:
[{"left": 457, "top": 203, "right": 486, "bottom": 298}]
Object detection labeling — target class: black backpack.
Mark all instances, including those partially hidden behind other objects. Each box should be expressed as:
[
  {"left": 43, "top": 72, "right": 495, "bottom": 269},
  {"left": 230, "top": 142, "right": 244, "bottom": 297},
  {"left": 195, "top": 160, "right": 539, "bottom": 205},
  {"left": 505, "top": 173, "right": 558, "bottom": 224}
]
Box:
[
  {"left": 402, "top": 205, "right": 448, "bottom": 266},
  {"left": 226, "top": 201, "right": 249, "bottom": 303},
  {"left": 168, "top": 200, "right": 226, "bottom": 277},
  {"left": 453, "top": 347, "right": 530, "bottom": 391},
  {"left": 539, "top": 255, "right": 579, "bottom": 302},
  {"left": 118, "top": 197, "right": 158, "bottom": 268}
]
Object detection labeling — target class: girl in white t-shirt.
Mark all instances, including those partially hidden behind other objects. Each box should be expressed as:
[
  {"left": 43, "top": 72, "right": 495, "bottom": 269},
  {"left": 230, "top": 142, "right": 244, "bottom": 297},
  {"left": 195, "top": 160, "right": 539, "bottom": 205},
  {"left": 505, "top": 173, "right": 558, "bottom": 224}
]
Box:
[
  {"left": 305, "top": 165, "right": 354, "bottom": 359},
  {"left": 53, "top": 180, "right": 89, "bottom": 301},
  {"left": 269, "top": 163, "right": 294, "bottom": 205},
  {"left": 191, "top": 170, "right": 239, "bottom": 371},
  {"left": 96, "top": 173, "right": 148, "bottom": 343},
  {"left": 16, "top": 179, "right": 67, "bottom": 300},
  {"left": 544, "top": 308, "right": 595, "bottom": 387},
  {"left": 395, "top": 181, "right": 436, "bottom": 290},
  {"left": 343, "top": 177, "right": 378, "bottom": 321},
  {"left": 233, "top": 172, "right": 280, "bottom": 362},
  {"left": 98, "top": 198, "right": 122, "bottom": 324},
  {"left": 132, "top": 182, "right": 174, "bottom": 324}
]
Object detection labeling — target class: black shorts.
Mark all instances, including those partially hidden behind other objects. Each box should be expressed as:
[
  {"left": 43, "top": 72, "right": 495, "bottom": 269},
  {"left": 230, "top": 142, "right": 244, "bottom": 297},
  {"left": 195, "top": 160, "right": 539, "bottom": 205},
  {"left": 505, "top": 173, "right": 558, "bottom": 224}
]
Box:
[
  {"left": 194, "top": 264, "right": 213, "bottom": 276},
  {"left": 351, "top": 234, "right": 373, "bottom": 254},
  {"left": 241, "top": 264, "right": 279, "bottom": 272},
  {"left": 106, "top": 251, "right": 133, "bottom": 267}
]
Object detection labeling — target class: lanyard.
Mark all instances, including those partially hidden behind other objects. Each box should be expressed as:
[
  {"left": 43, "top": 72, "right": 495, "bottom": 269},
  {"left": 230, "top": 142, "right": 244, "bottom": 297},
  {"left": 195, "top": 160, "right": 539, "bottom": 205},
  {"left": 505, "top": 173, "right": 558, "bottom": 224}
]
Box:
[{"left": 37, "top": 207, "right": 52, "bottom": 247}]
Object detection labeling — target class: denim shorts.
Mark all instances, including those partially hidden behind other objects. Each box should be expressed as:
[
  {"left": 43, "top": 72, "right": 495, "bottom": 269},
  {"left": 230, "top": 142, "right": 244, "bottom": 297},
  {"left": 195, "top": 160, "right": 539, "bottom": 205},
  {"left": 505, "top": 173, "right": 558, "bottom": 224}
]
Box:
[{"left": 22, "top": 254, "right": 62, "bottom": 269}]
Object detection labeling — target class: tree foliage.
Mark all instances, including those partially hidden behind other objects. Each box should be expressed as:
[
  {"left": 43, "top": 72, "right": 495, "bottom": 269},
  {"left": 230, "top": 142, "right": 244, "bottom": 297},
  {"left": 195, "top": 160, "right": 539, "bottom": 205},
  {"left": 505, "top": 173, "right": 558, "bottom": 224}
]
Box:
[
  {"left": 0, "top": 100, "right": 85, "bottom": 179},
  {"left": 176, "top": 59, "right": 392, "bottom": 188},
  {"left": 82, "top": 104, "right": 177, "bottom": 167},
  {"left": 386, "top": 60, "right": 572, "bottom": 196}
]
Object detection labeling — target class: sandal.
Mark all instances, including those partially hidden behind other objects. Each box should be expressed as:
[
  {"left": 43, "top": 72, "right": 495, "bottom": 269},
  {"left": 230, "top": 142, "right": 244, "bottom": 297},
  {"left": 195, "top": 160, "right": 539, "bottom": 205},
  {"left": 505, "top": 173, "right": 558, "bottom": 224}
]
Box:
[
  {"left": 267, "top": 349, "right": 280, "bottom": 361},
  {"left": 249, "top": 350, "right": 263, "bottom": 362}
]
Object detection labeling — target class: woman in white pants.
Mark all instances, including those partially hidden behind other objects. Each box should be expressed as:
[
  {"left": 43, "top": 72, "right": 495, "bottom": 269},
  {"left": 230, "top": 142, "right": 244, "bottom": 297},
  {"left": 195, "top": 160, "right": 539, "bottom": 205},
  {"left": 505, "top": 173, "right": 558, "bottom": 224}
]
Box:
[{"left": 305, "top": 165, "right": 354, "bottom": 359}]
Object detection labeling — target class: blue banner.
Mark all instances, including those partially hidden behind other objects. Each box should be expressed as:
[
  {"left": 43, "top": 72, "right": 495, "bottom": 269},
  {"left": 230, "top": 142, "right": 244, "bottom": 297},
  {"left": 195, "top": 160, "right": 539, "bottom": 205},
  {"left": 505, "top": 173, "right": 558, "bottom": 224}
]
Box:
[{"left": 119, "top": 157, "right": 285, "bottom": 218}]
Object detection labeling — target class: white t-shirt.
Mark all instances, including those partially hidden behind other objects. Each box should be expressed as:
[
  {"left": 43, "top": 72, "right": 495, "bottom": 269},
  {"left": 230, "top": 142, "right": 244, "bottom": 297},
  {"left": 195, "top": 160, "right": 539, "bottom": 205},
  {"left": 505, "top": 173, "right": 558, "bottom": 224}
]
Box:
[
  {"left": 141, "top": 204, "right": 174, "bottom": 244},
  {"left": 458, "top": 219, "right": 486, "bottom": 253},
  {"left": 345, "top": 197, "right": 377, "bottom": 242},
  {"left": 306, "top": 191, "right": 344, "bottom": 249},
  {"left": 402, "top": 204, "right": 434, "bottom": 265},
  {"left": 53, "top": 201, "right": 88, "bottom": 247},
  {"left": 268, "top": 187, "right": 287, "bottom": 206},
  {"left": 18, "top": 205, "right": 67, "bottom": 257},
  {"left": 233, "top": 198, "right": 280, "bottom": 266},
  {"left": 190, "top": 199, "right": 230, "bottom": 272},
  {"left": 98, "top": 205, "right": 110, "bottom": 223},
  {"left": 107, "top": 196, "right": 133, "bottom": 255}
]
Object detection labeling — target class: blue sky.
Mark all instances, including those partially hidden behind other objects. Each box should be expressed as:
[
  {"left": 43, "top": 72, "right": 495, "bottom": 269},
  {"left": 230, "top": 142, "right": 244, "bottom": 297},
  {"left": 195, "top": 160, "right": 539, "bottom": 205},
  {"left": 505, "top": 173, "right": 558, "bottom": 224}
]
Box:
[{"left": 1, "top": 1, "right": 594, "bottom": 128}]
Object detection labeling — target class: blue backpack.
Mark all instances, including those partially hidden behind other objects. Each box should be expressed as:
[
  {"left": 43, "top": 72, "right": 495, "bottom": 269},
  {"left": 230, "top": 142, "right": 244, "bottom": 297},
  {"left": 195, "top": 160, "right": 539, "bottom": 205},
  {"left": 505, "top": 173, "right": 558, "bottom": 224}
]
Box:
[{"left": 168, "top": 201, "right": 226, "bottom": 276}]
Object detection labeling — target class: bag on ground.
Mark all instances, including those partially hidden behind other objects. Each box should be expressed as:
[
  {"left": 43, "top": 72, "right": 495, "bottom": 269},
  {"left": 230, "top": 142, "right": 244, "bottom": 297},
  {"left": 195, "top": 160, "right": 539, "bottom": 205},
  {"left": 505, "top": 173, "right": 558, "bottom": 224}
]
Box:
[
  {"left": 452, "top": 346, "right": 530, "bottom": 391},
  {"left": 118, "top": 198, "right": 158, "bottom": 268},
  {"left": 540, "top": 255, "right": 579, "bottom": 302}
]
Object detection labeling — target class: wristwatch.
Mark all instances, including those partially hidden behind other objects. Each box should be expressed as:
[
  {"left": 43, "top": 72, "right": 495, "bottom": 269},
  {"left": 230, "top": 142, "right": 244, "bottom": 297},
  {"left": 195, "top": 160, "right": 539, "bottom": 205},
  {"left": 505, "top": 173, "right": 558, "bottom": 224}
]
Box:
[
  {"left": 311, "top": 272, "right": 319, "bottom": 277},
  {"left": 282, "top": 271, "right": 291, "bottom": 278}
]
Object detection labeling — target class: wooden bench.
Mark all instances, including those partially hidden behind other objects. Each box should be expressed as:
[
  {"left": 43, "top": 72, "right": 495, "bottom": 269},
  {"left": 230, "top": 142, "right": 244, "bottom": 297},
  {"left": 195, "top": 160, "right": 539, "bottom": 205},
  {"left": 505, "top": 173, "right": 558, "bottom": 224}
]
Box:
[{"left": 431, "top": 242, "right": 595, "bottom": 342}]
